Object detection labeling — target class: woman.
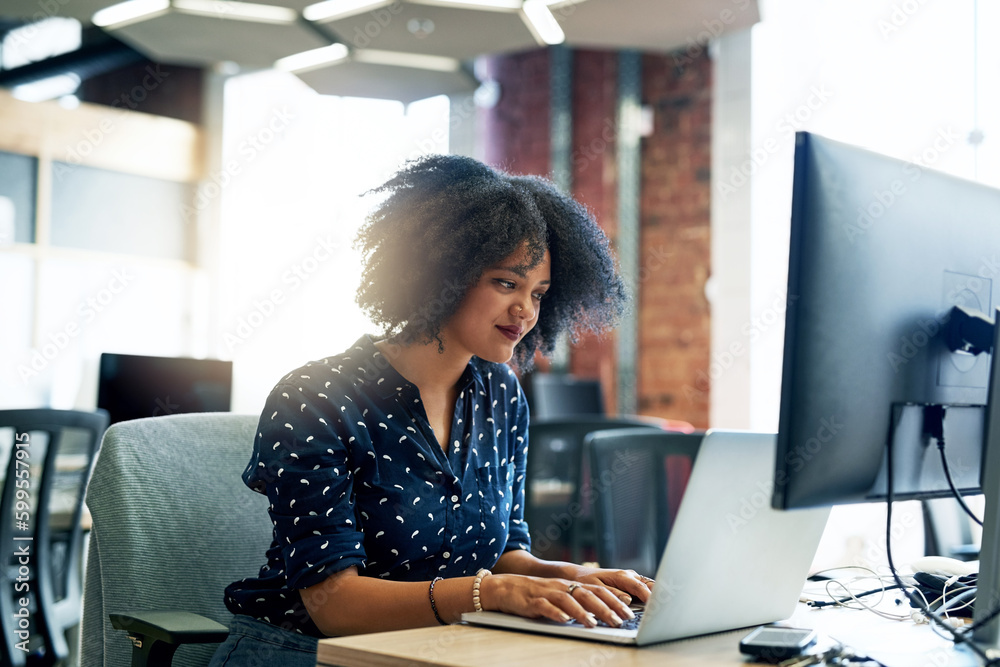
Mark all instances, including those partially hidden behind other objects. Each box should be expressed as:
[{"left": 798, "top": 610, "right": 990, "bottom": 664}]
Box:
[{"left": 211, "top": 155, "right": 651, "bottom": 665}]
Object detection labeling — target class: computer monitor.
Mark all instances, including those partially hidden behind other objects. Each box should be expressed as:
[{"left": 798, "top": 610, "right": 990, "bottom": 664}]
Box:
[
  {"left": 528, "top": 372, "right": 605, "bottom": 419},
  {"left": 773, "top": 132, "right": 1000, "bottom": 510},
  {"left": 772, "top": 132, "right": 1000, "bottom": 643},
  {"left": 97, "top": 352, "right": 233, "bottom": 425}
]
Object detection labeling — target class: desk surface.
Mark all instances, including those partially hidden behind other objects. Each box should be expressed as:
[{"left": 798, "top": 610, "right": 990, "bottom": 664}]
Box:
[{"left": 317, "top": 603, "right": 982, "bottom": 667}]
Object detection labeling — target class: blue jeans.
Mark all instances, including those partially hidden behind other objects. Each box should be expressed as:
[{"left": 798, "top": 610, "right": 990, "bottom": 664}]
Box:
[{"left": 209, "top": 615, "right": 318, "bottom": 667}]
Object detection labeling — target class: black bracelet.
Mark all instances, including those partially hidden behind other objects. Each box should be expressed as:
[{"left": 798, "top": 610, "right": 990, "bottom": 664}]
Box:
[{"left": 429, "top": 576, "right": 446, "bottom": 625}]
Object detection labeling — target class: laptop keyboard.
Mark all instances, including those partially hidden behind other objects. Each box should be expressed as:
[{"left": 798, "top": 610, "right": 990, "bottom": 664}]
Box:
[
  {"left": 615, "top": 610, "right": 643, "bottom": 631},
  {"left": 571, "top": 610, "right": 644, "bottom": 631}
]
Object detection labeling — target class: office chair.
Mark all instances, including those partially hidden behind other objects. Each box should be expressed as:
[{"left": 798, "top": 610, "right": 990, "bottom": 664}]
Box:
[
  {"left": 0, "top": 408, "right": 109, "bottom": 667},
  {"left": 525, "top": 416, "right": 676, "bottom": 563},
  {"left": 79, "top": 413, "right": 271, "bottom": 667},
  {"left": 584, "top": 428, "right": 703, "bottom": 578}
]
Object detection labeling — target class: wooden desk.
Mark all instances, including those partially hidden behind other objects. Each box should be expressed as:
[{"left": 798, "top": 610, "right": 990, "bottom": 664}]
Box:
[{"left": 317, "top": 603, "right": 982, "bottom": 667}]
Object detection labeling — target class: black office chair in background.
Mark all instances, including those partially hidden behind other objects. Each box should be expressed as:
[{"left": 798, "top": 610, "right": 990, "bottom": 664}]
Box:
[
  {"left": 525, "top": 416, "right": 672, "bottom": 563},
  {"left": 585, "top": 428, "right": 703, "bottom": 578},
  {"left": 0, "top": 408, "right": 109, "bottom": 667}
]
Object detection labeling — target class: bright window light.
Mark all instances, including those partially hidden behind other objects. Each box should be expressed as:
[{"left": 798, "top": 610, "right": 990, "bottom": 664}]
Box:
[
  {"left": 303, "top": 0, "right": 392, "bottom": 22},
  {"left": 219, "top": 70, "right": 451, "bottom": 411},
  {"left": 521, "top": 0, "right": 565, "bottom": 44},
  {"left": 274, "top": 43, "right": 350, "bottom": 72},
  {"left": 0, "top": 197, "right": 14, "bottom": 245},
  {"left": 93, "top": 0, "right": 170, "bottom": 28}
]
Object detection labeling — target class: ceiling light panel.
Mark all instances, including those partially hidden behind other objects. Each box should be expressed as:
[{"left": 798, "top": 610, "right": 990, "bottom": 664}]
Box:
[
  {"left": 554, "top": 0, "right": 760, "bottom": 53},
  {"left": 408, "top": 0, "right": 522, "bottom": 10},
  {"left": 293, "top": 58, "right": 476, "bottom": 103},
  {"left": 303, "top": 0, "right": 395, "bottom": 22},
  {"left": 93, "top": 0, "right": 170, "bottom": 28},
  {"left": 172, "top": 0, "right": 298, "bottom": 24},
  {"left": 275, "top": 43, "right": 350, "bottom": 72},
  {"left": 521, "top": 0, "right": 564, "bottom": 44},
  {"left": 353, "top": 49, "right": 460, "bottom": 71},
  {"left": 0, "top": 0, "right": 119, "bottom": 24},
  {"left": 105, "top": 8, "right": 331, "bottom": 67},
  {"left": 318, "top": 3, "right": 537, "bottom": 59}
]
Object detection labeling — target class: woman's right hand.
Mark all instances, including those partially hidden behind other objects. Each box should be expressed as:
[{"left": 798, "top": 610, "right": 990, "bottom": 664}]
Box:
[{"left": 478, "top": 573, "right": 636, "bottom": 628}]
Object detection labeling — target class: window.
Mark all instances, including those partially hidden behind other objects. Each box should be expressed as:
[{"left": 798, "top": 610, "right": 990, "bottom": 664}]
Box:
[{"left": 218, "top": 69, "right": 452, "bottom": 410}]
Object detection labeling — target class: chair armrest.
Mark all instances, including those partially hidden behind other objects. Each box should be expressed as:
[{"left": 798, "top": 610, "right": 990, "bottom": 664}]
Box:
[{"left": 110, "top": 611, "right": 228, "bottom": 667}]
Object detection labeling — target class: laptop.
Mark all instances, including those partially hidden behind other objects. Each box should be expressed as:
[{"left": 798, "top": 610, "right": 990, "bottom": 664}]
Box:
[{"left": 462, "top": 430, "right": 831, "bottom": 646}]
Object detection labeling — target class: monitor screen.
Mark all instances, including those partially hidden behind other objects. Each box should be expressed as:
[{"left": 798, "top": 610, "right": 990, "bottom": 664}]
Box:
[
  {"left": 528, "top": 373, "right": 604, "bottom": 419},
  {"left": 773, "top": 132, "right": 1000, "bottom": 510},
  {"left": 97, "top": 352, "right": 233, "bottom": 425}
]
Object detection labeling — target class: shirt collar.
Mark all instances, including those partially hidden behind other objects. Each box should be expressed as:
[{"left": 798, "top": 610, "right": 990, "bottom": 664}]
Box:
[{"left": 353, "top": 334, "right": 487, "bottom": 400}]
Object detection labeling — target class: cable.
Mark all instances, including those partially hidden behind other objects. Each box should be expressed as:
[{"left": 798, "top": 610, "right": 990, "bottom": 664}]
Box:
[
  {"left": 807, "top": 583, "right": 907, "bottom": 609},
  {"left": 885, "top": 430, "right": 998, "bottom": 666},
  {"left": 936, "top": 433, "right": 984, "bottom": 527},
  {"left": 826, "top": 578, "right": 914, "bottom": 622}
]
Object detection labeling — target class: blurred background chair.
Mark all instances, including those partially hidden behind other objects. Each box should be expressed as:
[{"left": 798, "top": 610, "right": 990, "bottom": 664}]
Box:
[
  {"left": 80, "top": 413, "right": 271, "bottom": 667},
  {"left": 0, "top": 408, "right": 109, "bottom": 667},
  {"left": 585, "top": 428, "right": 704, "bottom": 578},
  {"left": 525, "top": 416, "right": 695, "bottom": 563}
]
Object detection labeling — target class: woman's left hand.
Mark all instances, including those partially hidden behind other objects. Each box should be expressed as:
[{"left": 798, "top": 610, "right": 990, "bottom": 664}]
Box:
[{"left": 562, "top": 566, "right": 654, "bottom": 606}]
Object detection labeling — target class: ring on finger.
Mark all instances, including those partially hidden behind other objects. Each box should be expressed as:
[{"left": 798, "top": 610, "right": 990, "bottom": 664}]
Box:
[{"left": 567, "top": 583, "right": 581, "bottom": 595}]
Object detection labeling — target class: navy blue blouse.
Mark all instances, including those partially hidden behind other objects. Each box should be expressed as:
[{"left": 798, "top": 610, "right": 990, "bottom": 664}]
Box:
[{"left": 224, "top": 335, "right": 532, "bottom": 636}]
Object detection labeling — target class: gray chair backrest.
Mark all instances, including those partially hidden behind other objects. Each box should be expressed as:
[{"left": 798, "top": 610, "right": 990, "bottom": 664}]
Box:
[
  {"left": 80, "top": 413, "right": 272, "bottom": 667},
  {"left": 585, "top": 429, "right": 703, "bottom": 578},
  {"left": 525, "top": 416, "right": 667, "bottom": 562}
]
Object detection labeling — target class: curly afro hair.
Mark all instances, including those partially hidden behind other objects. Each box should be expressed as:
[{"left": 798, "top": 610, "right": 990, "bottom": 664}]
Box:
[{"left": 354, "top": 154, "right": 629, "bottom": 368}]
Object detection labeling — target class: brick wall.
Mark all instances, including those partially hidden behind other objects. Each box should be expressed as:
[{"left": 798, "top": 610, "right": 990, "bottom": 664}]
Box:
[
  {"left": 479, "top": 49, "right": 551, "bottom": 175},
  {"left": 637, "top": 53, "right": 712, "bottom": 428},
  {"left": 481, "top": 47, "right": 712, "bottom": 428},
  {"left": 566, "top": 50, "right": 619, "bottom": 413}
]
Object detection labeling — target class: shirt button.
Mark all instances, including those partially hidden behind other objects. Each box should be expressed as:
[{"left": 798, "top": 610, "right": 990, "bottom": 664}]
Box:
[
  {"left": 443, "top": 551, "right": 451, "bottom": 559},
  {"left": 451, "top": 495, "right": 459, "bottom": 502}
]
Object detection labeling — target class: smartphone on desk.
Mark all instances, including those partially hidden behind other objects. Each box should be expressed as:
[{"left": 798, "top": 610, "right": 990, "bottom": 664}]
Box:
[{"left": 739, "top": 626, "right": 817, "bottom": 662}]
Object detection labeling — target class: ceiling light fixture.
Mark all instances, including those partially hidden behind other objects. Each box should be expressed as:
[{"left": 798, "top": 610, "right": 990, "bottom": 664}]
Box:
[
  {"left": 303, "top": 0, "right": 393, "bottom": 23},
  {"left": 409, "top": 0, "right": 522, "bottom": 11},
  {"left": 173, "top": 0, "right": 297, "bottom": 23},
  {"left": 521, "top": 0, "right": 564, "bottom": 44},
  {"left": 274, "top": 43, "right": 350, "bottom": 73},
  {"left": 353, "top": 49, "right": 461, "bottom": 71},
  {"left": 93, "top": 0, "right": 170, "bottom": 28},
  {"left": 95, "top": 0, "right": 296, "bottom": 28}
]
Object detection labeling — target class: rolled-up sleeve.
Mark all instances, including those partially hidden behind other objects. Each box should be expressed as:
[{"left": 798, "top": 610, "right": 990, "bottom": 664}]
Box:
[{"left": 244, "top": 381, "right": 366, "bottom": 589}]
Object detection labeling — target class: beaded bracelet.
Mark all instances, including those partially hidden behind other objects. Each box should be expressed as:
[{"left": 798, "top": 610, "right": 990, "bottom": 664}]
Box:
[
  {"left": 472, "top": 568, "right": 492, "bottom": 612},
  {"left": 429, "top": 576, "right": 446, "bottom": 625}
]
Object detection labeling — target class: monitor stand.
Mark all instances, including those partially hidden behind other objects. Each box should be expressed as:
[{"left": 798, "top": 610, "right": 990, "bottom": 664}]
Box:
[{"left": 973, "top": 307, "right": 1000, "bottom": 646}]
